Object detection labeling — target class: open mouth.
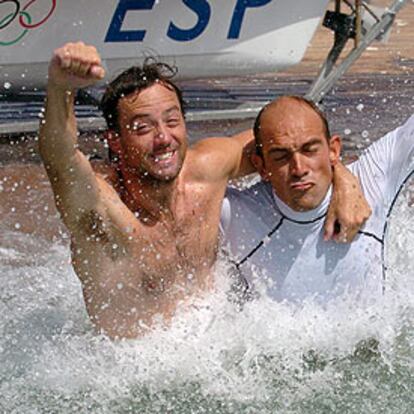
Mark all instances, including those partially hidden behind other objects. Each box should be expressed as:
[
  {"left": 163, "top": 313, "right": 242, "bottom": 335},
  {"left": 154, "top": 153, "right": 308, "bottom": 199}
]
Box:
[{"left": 152, "top": 150, "right": 176, "bottom": 163}]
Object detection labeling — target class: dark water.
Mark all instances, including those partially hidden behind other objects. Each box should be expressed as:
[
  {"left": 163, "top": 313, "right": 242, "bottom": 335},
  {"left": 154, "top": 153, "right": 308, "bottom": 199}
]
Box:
[
  {"left": 2, "top": 73, "right": 414, "bottom": 161},
  {"left": 0, "top": 73, "right": 413, "bottom": 413}
]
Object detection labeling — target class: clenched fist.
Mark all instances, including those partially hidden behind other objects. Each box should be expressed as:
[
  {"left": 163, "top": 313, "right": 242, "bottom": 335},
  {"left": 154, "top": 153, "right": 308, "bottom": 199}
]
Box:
[{"left": 48, "top": 42, "right": 105, "bottom": 91}]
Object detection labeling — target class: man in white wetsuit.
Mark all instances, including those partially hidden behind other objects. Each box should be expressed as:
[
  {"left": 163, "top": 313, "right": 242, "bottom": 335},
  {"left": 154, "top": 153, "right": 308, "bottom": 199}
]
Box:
[{"left": 221, "top": 96, "right": 414, "bottom": 304}]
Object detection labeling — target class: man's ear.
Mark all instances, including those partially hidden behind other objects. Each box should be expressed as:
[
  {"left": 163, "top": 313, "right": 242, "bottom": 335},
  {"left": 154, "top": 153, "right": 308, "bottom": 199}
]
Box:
[
  {"left": 329, "top": 135, "right": 342, "bottom": 166},
  {"left": 252, "top": 154, "right": 270, "bottom": 181},
  {"left": 104, "top": 130, "right": 122, "bottom": 158}
]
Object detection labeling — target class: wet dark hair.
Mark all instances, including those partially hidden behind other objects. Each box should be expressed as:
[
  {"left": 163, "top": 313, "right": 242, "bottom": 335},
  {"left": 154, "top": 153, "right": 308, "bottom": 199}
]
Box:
[
  {"left": 253, "top": 95, "right": 331, "bottom": 157},
  {"left": 99, "top": 59, "right": 185, "bottom": 163}
]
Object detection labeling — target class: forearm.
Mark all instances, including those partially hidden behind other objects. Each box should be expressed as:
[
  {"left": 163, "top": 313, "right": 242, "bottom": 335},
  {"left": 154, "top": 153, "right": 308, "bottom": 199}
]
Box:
[
  {"left": 229, "top": 129, "right": 255, "bottom": 179},
  {"left": 39, "top": 41, "right": 105, "bottom": 173},
  {"left": 325, "top": 162, "right": 371, "bottom": 242},
  {"left": 37, "top": 42, "right": 108, "bottom": 232},
  {"left": 39, "top": 83, "right": 79, "bottom": 174},
  {"left": 39, "top": 84, "right": 101, "bottom": 222},
  {"left": 332, "top": 162, "right": 365, "bottom": 197},
  {"left": 332, "top": 162, "right": 352, "bottom": 187}
]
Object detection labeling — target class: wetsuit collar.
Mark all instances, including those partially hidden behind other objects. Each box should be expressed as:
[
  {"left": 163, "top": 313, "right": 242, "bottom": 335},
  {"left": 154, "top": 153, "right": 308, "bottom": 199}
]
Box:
[{"left": 271, "top": 185, "right": 332, "bottom": 223}]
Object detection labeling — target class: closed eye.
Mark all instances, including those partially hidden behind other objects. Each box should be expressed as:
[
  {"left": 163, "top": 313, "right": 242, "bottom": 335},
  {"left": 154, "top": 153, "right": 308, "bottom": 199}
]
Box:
[
  {"left": 302, "top": 142, "right": 322, "bottom": 154},
  {"left": 269, "top": 149, "right": 290, "bottom": 162}
]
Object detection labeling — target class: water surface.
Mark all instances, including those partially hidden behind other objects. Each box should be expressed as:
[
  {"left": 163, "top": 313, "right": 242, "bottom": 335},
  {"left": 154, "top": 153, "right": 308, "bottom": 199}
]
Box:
[{"left": 0, "top": 73, "right": 413, "bottom": 413}]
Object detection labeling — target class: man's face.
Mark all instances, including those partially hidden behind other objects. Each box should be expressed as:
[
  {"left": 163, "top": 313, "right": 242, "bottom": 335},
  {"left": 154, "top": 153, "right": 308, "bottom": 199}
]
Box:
[
  {"left": 113, "top": 82, "right": 187, "bottom": 182},
  {"left": 253, "top": 99, "right": 341, "bottom": 211}
]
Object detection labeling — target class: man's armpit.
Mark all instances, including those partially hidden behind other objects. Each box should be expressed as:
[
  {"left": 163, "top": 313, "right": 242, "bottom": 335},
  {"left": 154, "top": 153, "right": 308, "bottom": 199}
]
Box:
[
  {"left": 76, "top": 209, "right": 128, "bottom": 261},
  {"left": 78, "top": 209, "right": 110, "bottom": 244}
]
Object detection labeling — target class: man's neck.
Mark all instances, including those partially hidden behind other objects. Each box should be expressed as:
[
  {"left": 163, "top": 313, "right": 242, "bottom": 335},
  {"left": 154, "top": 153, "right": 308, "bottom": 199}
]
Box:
[
  {"left": 117, "top": 165, "right": 180, "bottom": 222},
  {"left": 271, "top": 185, "right": 332, "bottom": 223}
]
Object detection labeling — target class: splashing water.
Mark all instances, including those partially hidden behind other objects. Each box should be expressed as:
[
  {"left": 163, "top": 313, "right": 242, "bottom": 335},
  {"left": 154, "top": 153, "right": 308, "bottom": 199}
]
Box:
[
  {"left": 0, "top": 178, "right": 412, "bottom": 413},
  {"left": 1, "top": 73, "right": 414, "bottom": 412}
]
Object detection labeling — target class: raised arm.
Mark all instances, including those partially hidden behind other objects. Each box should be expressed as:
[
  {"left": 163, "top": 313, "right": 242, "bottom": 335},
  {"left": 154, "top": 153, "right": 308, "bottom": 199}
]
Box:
[{"left": 39, "top": 42, "right": 106, "bottom": 233}]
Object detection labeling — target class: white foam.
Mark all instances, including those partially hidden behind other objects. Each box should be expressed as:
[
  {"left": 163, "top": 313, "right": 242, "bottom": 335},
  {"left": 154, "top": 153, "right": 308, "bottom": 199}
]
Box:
[{"left": 0, "top": 185, "right": 412, "bottom": 413}]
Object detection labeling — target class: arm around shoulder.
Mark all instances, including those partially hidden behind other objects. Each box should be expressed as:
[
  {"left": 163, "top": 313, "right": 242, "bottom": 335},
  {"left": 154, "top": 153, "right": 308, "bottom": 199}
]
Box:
[
  {"left": 189, "top": 129, "right": 255, "bottom": 182},
  {"left": 324, "top": 162, "right": 371, "bottom": 243}
]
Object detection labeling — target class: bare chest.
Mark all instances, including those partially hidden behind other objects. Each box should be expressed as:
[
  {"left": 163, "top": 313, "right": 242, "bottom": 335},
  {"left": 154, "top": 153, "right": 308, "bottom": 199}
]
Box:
[
  {"left": 131, "top": 190, "right": 222, "bottom": 274},
  {"left": 73, "top": 184, "right": 223, "bottom": 289}
]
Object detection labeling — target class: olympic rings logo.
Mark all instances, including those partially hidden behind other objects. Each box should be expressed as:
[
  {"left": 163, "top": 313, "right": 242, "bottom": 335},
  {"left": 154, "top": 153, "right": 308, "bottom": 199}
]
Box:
[{"left": 0, "top": 0, "right": 56, "bottom": 46}]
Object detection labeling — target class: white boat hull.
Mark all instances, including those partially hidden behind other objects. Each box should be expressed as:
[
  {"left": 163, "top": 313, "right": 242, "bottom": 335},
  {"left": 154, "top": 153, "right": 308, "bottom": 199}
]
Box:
[{"left": 0, "top": 0, "right": 329, "bottom": 90}]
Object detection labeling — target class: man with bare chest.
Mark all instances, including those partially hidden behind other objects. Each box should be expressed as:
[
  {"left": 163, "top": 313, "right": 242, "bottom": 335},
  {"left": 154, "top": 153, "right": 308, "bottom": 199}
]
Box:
[{"left": 39, "top": 42, "right": 369, "bottom": 339}]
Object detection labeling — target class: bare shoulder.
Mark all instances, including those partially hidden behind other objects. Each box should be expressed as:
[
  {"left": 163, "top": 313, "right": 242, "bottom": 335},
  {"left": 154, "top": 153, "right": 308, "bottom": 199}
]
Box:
[
  {"left": 185, "top": 130, "right": 253, "bottom": 182},
  {"left": 185, "top": 136, "right": 239, "bottom": 182}
]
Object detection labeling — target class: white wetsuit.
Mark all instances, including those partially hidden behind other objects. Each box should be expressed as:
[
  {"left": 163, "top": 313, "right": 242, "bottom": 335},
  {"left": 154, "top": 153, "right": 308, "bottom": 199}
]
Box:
[{"left": 221, "top": 115, "right": 414, "bottom": 305}]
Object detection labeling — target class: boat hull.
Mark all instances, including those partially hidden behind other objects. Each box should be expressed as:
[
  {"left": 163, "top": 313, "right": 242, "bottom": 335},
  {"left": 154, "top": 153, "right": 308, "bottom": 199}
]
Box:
[{"left": 0, "top": 0, "right": 329, "bottom": 89}]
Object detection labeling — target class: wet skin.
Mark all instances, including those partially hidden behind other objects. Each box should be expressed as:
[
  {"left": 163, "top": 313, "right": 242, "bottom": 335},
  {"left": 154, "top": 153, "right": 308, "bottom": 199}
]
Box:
[
  {"left": 39, "top": 42, "right": 369, "bottom": 339},
  {"left": 40, "top": 43, "right": 251, "bottom": 338},
  {"left": 114, "top": 84, "right": 188, "bottom": 182},
  {"left": 253, "top": 98, "right": 341, "bottom": 212},
  {"left": 66, "top": 85, "right": 235, "bottom": 338}
]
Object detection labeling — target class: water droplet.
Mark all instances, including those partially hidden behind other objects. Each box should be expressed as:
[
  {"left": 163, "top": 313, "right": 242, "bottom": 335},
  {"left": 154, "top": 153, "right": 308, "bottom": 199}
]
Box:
[{"left": 263, "top": 236, "right": 271, "bottom": 246}]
